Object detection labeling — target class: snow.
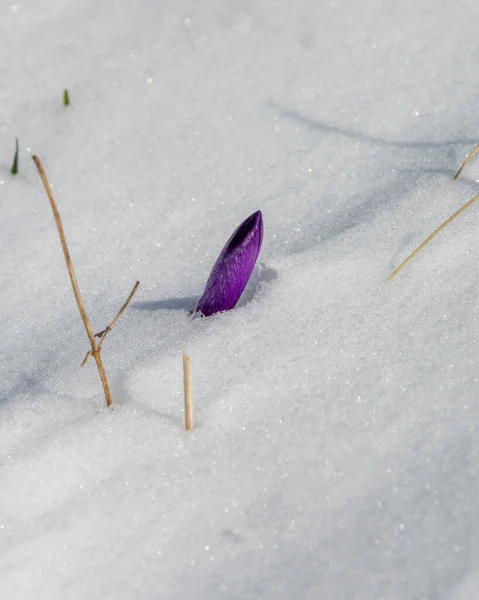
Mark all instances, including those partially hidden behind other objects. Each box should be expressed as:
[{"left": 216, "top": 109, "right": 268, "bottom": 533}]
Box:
[{"left": 2, "top": 0, "right": 479, "bottom": 598}]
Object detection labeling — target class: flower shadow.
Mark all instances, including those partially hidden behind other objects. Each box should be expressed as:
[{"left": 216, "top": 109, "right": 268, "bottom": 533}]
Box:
[
  {"left": 237, "top": 264, "right": 278, "bottom": 307},
  {"left": 132, "top": 296, "right": 197, "bottom": 312}
]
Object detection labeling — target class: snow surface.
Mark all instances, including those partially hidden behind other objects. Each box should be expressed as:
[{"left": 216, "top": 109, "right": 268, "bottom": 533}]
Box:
[{"left": 2, "top": 1, "right": 479, "bottom": 598}]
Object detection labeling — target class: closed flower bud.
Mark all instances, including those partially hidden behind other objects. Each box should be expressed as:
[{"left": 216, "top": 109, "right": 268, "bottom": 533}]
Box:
[{"left": 196, "top": 210, "right": 263, "bottom": 316}]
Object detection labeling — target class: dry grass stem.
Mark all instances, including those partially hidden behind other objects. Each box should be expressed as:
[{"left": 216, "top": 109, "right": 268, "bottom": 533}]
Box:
[
  {"left": 82, "top": 280, "right": 140, "bottom": 365},
  {"left": 32, "top": 154, "right": 137, "bottom": 408},
  {"left": 454, "top": 144, "right": 479, "bottom": 180},
  {"left": 388, "top": 192, "right": 479, "bottom": 280},
  {"left": 183, "top": 353, "right": 193, "bottom": 431}
]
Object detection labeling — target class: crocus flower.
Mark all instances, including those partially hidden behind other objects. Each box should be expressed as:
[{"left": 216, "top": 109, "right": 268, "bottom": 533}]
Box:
[{"left": 196, "top": 210, "right": 263, "bottom": 317}]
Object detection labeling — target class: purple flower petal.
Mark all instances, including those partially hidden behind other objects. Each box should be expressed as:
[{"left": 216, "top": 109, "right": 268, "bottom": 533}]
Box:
[{"left": 196, "top": 210, "right": 264, "bottom": 317}]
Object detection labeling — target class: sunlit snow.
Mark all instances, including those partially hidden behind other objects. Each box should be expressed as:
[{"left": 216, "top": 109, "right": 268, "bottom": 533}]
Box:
[{"left": 2, "top": 1, "right": 479, "bottom": 599}]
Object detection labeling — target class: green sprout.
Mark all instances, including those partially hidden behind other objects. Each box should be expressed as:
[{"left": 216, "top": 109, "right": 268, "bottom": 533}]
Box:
[
  {"left": 11, "top": 138, "right": 19, "bottom": 175},
  {"left": 63, "top": 88, "right": 70, "bottom": 106}
]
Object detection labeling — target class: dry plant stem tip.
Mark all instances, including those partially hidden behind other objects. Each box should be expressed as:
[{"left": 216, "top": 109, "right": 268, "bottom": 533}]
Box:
[
  {"left": 32, "top": 154, "right": 113, "bottom": 407},
  {"left": 82, "top": 280, "right": 140, "bottom": 366},
  {"left": 183, "top": 353, "right": 193, "bottom": 431},
  {"left": 388, "top": 192, "right": 479, "bottom": 281},
  {"left": 454, "top": 144, "right": 479, "bottom": 180}
]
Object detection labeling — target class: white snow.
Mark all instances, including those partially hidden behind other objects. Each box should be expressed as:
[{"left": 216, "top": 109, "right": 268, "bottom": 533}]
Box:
[{"left": 2, "top": 1, "right": 479, "bottom": 598}]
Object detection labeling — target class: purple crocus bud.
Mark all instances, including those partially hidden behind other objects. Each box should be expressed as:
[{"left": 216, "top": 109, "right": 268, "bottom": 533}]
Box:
[{"left": 196, "top": 210, "right": 263, "bottom": 317}]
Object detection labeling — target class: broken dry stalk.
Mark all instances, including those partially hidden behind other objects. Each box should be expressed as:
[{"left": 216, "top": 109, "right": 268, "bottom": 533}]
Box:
[
  {"left": 388, "top": 192, "right": 479, "bottom": 280},
  {"left": 454, "top": 144, "right": 479, "bottom": 180},
  {"left": 183, "top": 353, "right": 193, "bottom": 431},
  {"left": 82, "top": 281, "right": 140, "bottom": 366},
  {"left": 32, "top": 154, "right": 137, "bottom": 408}
]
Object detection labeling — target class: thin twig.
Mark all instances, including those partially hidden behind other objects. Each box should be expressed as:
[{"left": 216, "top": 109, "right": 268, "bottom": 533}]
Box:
[
  {"left": 81, "top": 350, "right": 91, "bottom": 368},
  {"left": 82, "top": 281, "right": 140, "bottom": 366},
  {"left": 183, "top": 353, "right": 193, "bottom": 431},
  {"left": 454, "top": 144, "right": 479, "bottom": 180},
  {"left": 388, "top": 192, "right": 479, "bottom": 280}
]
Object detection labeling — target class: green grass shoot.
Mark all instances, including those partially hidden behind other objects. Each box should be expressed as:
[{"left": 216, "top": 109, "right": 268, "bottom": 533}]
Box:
[
  {"left": 63, "top": 88, "right": 70, "bottom": 106},
  {"left": 11, "top": 138, "right": 19, "bottom": 175}
]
